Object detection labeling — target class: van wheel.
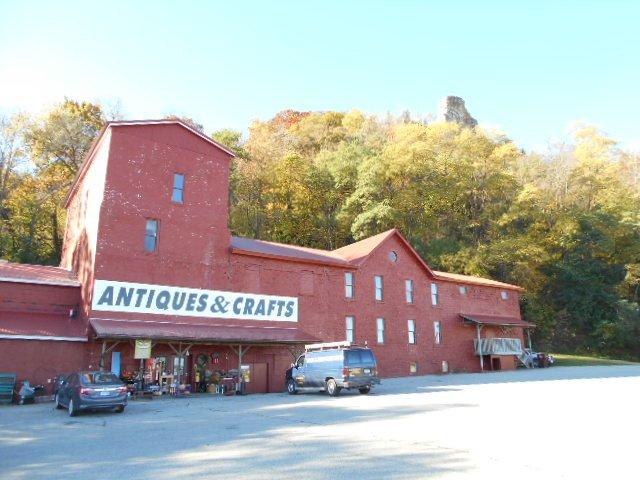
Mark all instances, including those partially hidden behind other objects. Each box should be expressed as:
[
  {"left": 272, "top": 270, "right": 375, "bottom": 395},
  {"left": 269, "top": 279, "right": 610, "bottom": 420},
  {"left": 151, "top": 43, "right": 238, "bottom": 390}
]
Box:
[
  {"left": 287, "top": 379, "right": 297, "bottom": 395},
  {"left": 68, "top": 398, "right": 77, "bottom": 417},
  {"left": 359, "top": 386, "right": 371, "bottom": 394},
  {"left": 114, "top": 406, "right": 125, "bottom": 413},
  {"left": 55, "top": 393, "right": 64, "bottom": 409},
  {"left": 326, "top": 379, "right": 341, "bottom": 397}
]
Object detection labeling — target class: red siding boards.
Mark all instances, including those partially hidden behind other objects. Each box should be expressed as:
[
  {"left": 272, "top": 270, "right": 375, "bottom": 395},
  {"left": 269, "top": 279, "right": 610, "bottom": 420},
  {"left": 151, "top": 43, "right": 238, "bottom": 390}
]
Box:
[{"left": 0, "top": 120, "right": 529, "bottom": 390}]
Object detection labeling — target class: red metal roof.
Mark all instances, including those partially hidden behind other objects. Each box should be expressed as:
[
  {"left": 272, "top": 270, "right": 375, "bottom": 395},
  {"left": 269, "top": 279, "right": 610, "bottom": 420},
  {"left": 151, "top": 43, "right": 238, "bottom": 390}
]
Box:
[
  {"left": 331, "top": 229, "right": 397, "bottom": 265},
  {"left": 231, "top": 236, "right": 352, "bottom": 267},
  {"left": 460, "top": 313, "right": 535, "bottom": 328},
  {"left": 0, "top": 261, "right": 80, "bottom": 287},
  {"left": 90, "top": 318, "right": 320, "bottom": 344},
  {"left": 435, "top": 271, "right": 523, "bottom": 291}
]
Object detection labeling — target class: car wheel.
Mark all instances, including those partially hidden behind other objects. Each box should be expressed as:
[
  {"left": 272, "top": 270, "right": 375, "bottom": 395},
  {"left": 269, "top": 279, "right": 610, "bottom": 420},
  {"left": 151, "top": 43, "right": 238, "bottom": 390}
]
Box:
[
  {"left": 68, "top": 398, "right": 77, "bottom": 417},
  {"left": 326, "top": 379, "right": 341, "bottom": 397},
  {"left": 359, "top": 386, "right": 371, "bottom": 394},
  {"left": 114, "top": 406, "right": 125, "bottom": 413},
  {"left": 55, "top": 393, "right": 64, "bottom": 409},
  {"left": 286, "top": 379, "right": 297, "bottom": 395}
]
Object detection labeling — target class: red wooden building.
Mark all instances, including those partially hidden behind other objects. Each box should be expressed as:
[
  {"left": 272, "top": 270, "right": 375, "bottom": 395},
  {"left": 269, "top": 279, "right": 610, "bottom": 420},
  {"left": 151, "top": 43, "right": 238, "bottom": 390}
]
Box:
[{"left": 0, "top": 120, "right": 532, "bottom": 394}]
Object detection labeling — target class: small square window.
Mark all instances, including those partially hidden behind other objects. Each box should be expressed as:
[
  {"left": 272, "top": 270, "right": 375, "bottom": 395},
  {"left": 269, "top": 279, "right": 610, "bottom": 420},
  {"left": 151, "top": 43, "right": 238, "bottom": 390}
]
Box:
[
  {"left": 410, "top": 362, "right": 418, "bottom": 374},
  {"left": 459, "top": 285, "right": 468, "bottom": 295},
  {"left": 501, "top": 291, "right": 509, "bottom": 300}
]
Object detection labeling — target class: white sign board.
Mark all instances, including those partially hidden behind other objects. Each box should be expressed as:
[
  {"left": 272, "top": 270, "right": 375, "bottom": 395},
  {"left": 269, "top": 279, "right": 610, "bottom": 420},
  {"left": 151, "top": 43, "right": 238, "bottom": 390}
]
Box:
[
  {"left": 134, "top": 339, "right": 152, "bottom": 359},
  {"left": 92, "top": 279, "right": 298, "bottom": 322}
]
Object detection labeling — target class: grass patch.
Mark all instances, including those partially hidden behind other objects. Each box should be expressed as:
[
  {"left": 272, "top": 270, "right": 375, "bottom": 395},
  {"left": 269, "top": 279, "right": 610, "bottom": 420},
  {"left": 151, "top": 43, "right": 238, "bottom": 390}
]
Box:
[{"left": 552, "top": 354, "right": 638, "bottom": 367}]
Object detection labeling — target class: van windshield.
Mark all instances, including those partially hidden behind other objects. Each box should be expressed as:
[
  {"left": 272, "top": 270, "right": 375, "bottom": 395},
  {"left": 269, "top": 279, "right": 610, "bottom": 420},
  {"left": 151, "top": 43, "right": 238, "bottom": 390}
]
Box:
[{"left": 345, "top": 349, "right": 376, "bottom": 367}]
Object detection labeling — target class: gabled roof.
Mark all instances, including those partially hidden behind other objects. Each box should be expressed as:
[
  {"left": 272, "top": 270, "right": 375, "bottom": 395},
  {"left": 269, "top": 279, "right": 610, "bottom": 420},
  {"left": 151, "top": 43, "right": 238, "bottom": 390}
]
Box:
[
  {"left": 231, "top": 236, "right": 352, "bottom": 268},
  {"left": 434, "top": 271, "right": 524, "bottom": 292},
  {"left": 0, "top": 261, "right": 80, "bottom": 287},
  {"left": 65, "top": 119, "right": 236, "bottom": 208},
  {"left": 332, "top": 228, "right": 435, "bottom": 276}
]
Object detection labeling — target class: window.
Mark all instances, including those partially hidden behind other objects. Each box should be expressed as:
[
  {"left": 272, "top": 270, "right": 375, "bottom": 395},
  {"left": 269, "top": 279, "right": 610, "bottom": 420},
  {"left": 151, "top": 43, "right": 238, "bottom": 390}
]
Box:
[
  {"left": 434, "top": 321, "right": 442, "bottom": 344},
  {"left": 144, "top": 219, "right": 159, "bottom": 252},
  {"left": 501, "top": 290, "right": 509, "bottom": 300},
  {"left": 172, "top": 173, "right": 185, "bottom": 203},
  {"left": 389, "top": 250, "right": 398, "bottom": 262},
  {"left": 376, "top": 318, "right": 385, "bottom": 344},
  {"left": 375, "top": 275, "right": 384, "bottom": 301},
  {"left": 410, "top": 362, "right": 418, "bottom": 374},
  {"left": 408, "top": 319, "right": 416, "bottom": 344},
  {"left": 441, "top": 360, "right": 449, "bottom": 373},
  {"left": 345, "top": 272, "right": 354, "bottom": 299},
  {"left": 346, "top": 316, "right": 355, "bottom": 343},
  {"left": 459, "top": 285, "right": 468, "bottom": 295},
  {"left": 405, "top": 279, "right": 414, "bottom": 304},
  {"left": 431, "top": 282, "right": 439, "bottom": 305}
]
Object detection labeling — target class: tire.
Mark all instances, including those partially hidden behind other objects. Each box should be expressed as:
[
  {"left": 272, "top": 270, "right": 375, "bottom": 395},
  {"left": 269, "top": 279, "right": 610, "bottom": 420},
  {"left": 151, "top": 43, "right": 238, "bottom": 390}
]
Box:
[
  {"left": 326, "top": 379, "right": 341, "bottom": 397},
  {"left": 55, "top": 393, "right": 64, "bottom": 409},
  {"left": 68, "top": 398, "right": 77, "bottom": 417},
  {"left": 359, "top": 386, "right": 371, "bottom": 394},
  {"left": 114, "top": 405, "right": 125, "bottom": 413},
  {"left": 286, "top": 379, "right": 297, "bottom": 395}
]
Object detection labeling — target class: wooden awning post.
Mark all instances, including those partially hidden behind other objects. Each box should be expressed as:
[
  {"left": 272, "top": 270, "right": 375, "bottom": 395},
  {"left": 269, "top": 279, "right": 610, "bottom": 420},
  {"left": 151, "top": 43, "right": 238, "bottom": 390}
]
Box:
[
  {"left": 527, "top": 329, "right": 532, "bottom": 350},
  {"left": 476, "top": 323, "right": 484, "bottom": 372},
  {"left": 99, "top": 340, "right": 121, "bottom": 372}
]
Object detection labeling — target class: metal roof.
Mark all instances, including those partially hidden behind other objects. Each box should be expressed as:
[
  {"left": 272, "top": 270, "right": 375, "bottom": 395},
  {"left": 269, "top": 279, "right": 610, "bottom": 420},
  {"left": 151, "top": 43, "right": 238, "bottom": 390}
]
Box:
[
  {"left": 460, "top": 313, "right": 535, "bottom": 328},
  {"left": 90, "top": 318, "right": 320, "bottom": 344}
]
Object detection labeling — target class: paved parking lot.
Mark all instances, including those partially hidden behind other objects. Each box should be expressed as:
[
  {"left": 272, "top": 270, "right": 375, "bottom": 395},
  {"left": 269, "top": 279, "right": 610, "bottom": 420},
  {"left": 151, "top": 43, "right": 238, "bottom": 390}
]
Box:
[{"left": 1, "top": 365, "right": 639, "bottom": 479}]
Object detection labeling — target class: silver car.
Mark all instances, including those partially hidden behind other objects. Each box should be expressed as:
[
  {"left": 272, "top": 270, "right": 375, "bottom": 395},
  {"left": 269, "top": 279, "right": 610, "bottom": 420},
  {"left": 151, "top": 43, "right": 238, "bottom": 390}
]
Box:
[{"left": 55, "top": 371, "right": 127, "bottom": 416}]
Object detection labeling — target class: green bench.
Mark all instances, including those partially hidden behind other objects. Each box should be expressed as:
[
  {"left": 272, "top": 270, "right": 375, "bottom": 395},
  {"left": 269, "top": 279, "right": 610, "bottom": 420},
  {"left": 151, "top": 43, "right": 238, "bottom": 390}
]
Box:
[{"left": 0, "top": 373, "right": 16, "bottom": 404}]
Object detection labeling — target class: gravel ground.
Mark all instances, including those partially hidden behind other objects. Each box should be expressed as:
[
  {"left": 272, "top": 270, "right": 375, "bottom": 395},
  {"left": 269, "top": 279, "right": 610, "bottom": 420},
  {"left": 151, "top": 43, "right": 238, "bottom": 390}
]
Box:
[{"left": 1, "top": 365, "right": 639, "bottom": 479}]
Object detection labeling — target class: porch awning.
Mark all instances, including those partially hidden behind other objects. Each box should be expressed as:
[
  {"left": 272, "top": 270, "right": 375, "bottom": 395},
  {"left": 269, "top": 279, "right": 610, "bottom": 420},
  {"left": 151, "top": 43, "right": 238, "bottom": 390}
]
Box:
[
  {"left": 90, "top": 318, "right": 319, "bottom": 344},
  {"left": 460, "top": 313, "right": 535, "bottom": 328}
]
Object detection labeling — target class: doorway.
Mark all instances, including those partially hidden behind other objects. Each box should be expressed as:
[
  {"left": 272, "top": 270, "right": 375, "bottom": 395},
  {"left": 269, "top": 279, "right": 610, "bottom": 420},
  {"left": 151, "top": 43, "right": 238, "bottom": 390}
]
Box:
[
  {"left": 247, "top": 363, "right": 269, "bottom": 393},
  {"left": 491, "top": 357, "right": 502, "bottom": 371}
]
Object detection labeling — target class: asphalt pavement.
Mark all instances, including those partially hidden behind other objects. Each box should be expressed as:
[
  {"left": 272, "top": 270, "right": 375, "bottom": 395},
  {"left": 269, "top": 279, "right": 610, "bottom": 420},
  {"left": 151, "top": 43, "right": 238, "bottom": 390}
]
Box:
[{"left": 1, "top": 365, "right": 639, "bottom": 479}]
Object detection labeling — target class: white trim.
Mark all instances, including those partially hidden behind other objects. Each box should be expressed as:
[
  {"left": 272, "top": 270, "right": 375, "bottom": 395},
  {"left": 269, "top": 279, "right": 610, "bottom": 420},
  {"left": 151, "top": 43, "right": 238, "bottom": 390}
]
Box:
[
  {"left": 0, "top": 334, "right": 87, "bottom": 342},
  {"left": 0, "top": 276, "right": 80, "bottom": 287}
]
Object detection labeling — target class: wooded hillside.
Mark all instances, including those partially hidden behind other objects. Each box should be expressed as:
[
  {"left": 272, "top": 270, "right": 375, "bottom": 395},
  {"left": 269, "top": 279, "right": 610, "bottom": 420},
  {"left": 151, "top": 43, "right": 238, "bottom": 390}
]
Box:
[{"left": 2, "top": 100, "right": 639, "bottom": 358}]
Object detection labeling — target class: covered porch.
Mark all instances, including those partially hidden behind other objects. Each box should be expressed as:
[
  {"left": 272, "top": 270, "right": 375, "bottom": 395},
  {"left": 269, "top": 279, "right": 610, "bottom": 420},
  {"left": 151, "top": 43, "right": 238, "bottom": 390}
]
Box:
[
  {"left": 90, "top": 318, "right": 318, "bottom": 394},
  {"left": 460, "top": 313, "right": 535, "bottom": 372}
]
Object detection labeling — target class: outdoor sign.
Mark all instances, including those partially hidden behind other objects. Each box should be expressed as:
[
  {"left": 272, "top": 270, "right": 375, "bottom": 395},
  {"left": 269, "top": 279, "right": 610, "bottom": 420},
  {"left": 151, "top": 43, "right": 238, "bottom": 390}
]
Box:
[
  {"left": 92, "top": 279, "right": 299, "bottom": 322},
  {"left": 134, "top": 339, "right": 152, "bottom": 359}
]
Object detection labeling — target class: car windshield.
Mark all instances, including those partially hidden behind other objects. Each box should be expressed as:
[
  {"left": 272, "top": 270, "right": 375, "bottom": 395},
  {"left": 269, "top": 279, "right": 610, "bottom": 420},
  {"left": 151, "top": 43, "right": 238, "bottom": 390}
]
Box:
[
  {"left": 81, "top": 372, "right": 120, "bottom": 384},
  {"left": 345, "top": 349, "right": 376, "bottom": 367}
]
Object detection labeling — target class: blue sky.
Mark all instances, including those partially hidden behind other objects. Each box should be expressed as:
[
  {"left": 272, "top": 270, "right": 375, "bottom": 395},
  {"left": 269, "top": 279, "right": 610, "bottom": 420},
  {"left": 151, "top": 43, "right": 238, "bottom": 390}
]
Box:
[{"left": 1, "top": 0, "right": 638, "bottom": 151}]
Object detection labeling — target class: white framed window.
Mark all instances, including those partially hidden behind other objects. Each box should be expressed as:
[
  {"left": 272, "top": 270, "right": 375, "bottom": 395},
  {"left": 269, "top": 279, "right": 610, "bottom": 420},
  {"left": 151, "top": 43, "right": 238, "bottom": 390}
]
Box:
[
  {"left": 375, "top": 275, "right": 384, "bottom": 301},
  {"left": 434, "top": 321, "right": 442, "bottom": 344},
  {"left": 345, "top": 272, "right": 354, "bottom": 299},
  {"left": 144, "top": 219, "right": 159, "bottom": 252},
  {"left": 408, "top": 319, "right": 416, "bottom": 344},
  {"left": 441, "top": 360, "right": 449, "bottom": 373},
  {"left": 431, "top": 282, "right": 439, "bottom": 306},
  {"left": 405, "top": 279, "right": 414, "bottom": 303},
  {"left": 376, "top": 317, "right": 385, "bottom": 344},
  {"left": 346, "top": 316, "right": 355, "bottom": 343},
  {"left": 501, "top": 291, "right": 509, "bottom": 300},
  {"left": 459, "top": 285, "right": 468, "bottom": 295},
  {"left": 410, "top": 362, "right": 418, "bottom": 373},
  {"left": 172, "top": 173, "right": 185, "bottom": 203}
]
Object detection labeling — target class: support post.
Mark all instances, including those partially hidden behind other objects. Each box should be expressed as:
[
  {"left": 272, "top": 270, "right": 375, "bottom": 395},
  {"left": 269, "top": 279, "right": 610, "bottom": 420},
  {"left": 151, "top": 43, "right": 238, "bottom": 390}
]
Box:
[
  {"left": 100, "top": 340, "right": 107, "bottom": 371},
  {"left": 476, "top": 324, "right": 484, "bottom": 372},
  {"left": 527, "top": 329, "right": 532, "bottom": 350}
]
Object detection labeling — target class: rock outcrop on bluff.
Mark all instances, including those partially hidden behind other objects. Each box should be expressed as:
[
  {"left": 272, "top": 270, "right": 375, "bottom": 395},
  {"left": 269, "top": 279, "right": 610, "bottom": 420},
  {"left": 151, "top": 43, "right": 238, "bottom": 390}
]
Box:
[{"left": 438, "top": 96, "right": 478, "bottom": 127}]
